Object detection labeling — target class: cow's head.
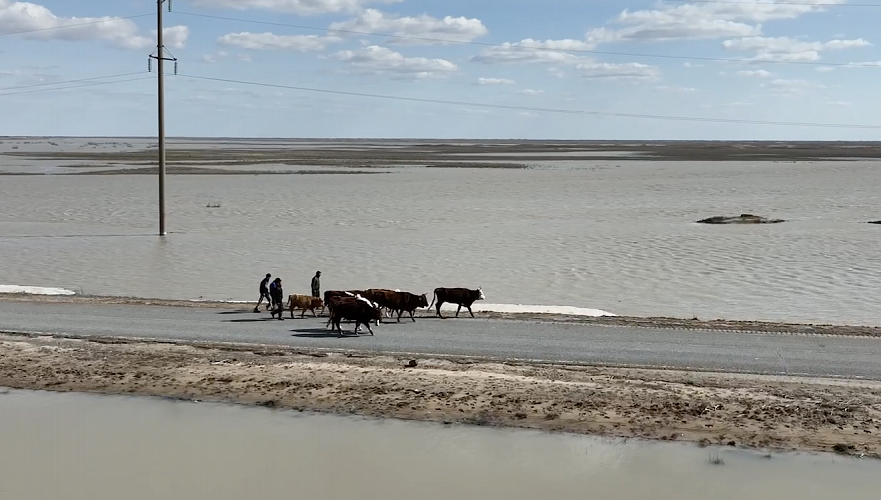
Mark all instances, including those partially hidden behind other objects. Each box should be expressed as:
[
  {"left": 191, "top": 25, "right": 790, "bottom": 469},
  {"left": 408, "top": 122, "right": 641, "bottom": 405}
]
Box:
[
  {"left": 371, "top": 305, "right": 383, "bottom": 325},
  {"left": 476, "top": 287, "right": 486, "bottom": 301},
  {"left": 417, "top": 293, "right": 429, "bottom": 308}
]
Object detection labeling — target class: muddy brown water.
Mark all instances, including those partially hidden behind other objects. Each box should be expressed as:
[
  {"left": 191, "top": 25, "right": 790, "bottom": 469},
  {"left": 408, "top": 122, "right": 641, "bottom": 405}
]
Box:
[{"left": 0, "top": 388, "right": 879, "bottom": 499}]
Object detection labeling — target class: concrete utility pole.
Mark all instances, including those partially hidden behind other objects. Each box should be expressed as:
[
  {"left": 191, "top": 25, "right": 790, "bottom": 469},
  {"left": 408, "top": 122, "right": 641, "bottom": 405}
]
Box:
[{"left": 148, "top": 0, "right": 177, "bottom": 236}]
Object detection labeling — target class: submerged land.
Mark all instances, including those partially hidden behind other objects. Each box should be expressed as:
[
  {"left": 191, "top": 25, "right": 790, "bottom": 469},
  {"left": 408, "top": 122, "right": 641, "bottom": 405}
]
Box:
[
  {"left": 2, "top": 138, "right": 881, "bottom": 175},
  {"left": 2, "top": 293, "right": 881, "bottom": 459}
]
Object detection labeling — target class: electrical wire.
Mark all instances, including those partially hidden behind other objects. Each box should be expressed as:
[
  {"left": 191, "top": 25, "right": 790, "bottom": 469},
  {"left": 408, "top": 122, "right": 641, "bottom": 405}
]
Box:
[
  {"left": 0, "top": 13, "right": 153, "bottom": 37},
  {"left": 176, "top": 73, "right": 881, "bottom": 129},
  {"left": 0, "top": 76, "right": 152, "bottom": 97},
  {"left": 0, "top": 72, "right": 149, "bottom": 92}
]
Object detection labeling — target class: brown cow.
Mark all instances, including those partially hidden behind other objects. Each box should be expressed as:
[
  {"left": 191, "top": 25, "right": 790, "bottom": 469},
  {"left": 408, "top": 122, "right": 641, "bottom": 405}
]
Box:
[
  {"left": 287, "top": 294, "right": 325, "bottom": 318},
  {"left": 360, "top": 289, "right": 400, "bottom": 319},
  {"left": 328, "top": 297, "right": 383, "bottom": 336},
  {"left": 362, "top": 289, "right": 429, "bottom": 322},
  {"left": 427, "top": 287, "right": 486, "bottom": 318}
]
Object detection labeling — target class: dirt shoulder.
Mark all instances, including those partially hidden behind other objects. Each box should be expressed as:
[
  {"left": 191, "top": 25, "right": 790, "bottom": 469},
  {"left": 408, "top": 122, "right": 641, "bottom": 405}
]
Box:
[
  {"left": 1, "top": 332, "right": 879, "bottom": 458},
  {"left": 3, "top": 293, "right": 880, "bottom": 338}
]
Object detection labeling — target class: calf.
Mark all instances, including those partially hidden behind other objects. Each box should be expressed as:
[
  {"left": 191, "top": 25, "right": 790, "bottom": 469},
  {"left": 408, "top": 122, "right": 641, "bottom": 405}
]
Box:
[
  {"left": 328, "top": 297, "right": 383, "bottom": 336},
  {"left": 287, "top": 294, "right": 325, "bottom": 318},
  {"left": 427, "top": 287, "right": 486, "bottom": 318}
]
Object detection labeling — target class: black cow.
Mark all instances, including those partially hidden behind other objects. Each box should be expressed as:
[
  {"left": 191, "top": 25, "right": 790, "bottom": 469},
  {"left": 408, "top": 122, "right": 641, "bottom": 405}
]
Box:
[
  {"left": 427, "top": 287, "right": 486, "bottom": 318},
  {"left": 325, "top": 295, "right": 382, "bottom": 329},
  {"left": 328, "top": 297, "right": 383, "bottom": 336}
]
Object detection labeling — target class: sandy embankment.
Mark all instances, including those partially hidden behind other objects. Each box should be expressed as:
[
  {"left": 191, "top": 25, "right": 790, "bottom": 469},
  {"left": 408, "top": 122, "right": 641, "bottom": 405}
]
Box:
[{"left": 2, "top": 332, "right": 880, "bottom": 458}]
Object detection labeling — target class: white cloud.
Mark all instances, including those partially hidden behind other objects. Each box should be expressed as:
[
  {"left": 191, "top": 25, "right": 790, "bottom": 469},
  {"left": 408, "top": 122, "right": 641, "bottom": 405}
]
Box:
[
  {"left": 476, "top": 77, "right": 515, "bottom": 85},
  {"left": 584, "top": 0, "right": 845, "bottom": 44},
  {"left": 218, "top": 32, "right": 340, "bottom": 51},
  {"left": 722, "top": 36, "right": 871, "bottom": 62},
  {"left": 0, "top": 65, "right": 60, "bottom": 85},
  {"left": 576, "top": 62, "right": 661, "bottom": 81},
  {"left": 0, "top": 1, "right": 189, "bottom": 49},
  {"left": 736, "top": 69, "right": 771, "bottom": 78},
  {"left": 815, "top": 61, "right": 881, "bottom": 72},
  {"left": 517, "top": 88, "right": 544, "bottom": 95},
  {"left": 328, "top": 9, "right": 487, "bottom": 45},
  {"left": 471, "top": 38, "right": 592, "bottom": 65},
  {"left": 328, "top": 45, "right": 458, "bottom": 80},
  {"left": 826, "top": 100, "right": 852, "bottom": 107},
  {"left": 190, "top": 0, "right": 403, "bottom": 16},
  {"left": 762, "top": 78, "right": 825, "bottom": 96},
  {"left": 656, "top": 85, "right": 697, "bottom": 92}
]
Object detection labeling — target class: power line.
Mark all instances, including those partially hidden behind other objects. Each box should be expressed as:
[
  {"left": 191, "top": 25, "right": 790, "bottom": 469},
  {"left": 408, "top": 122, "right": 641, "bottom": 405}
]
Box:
[
  {"left": 0, "top": 76, "right": 152, "bottom": 97},
  {"left": 0, "top": 72, "right": 149, "bottom": 92},
  {"left": 172, "top": 11, "right": 864, "bottom": 68},
  {"left": 0, "top": 13, "right": 153, "bottom": 37},
  {"left": 679, "top": 0, "right": 881, "bottom": 6},
  {"left": 176, "top": 73, "right": 881, "bottom": 130}
]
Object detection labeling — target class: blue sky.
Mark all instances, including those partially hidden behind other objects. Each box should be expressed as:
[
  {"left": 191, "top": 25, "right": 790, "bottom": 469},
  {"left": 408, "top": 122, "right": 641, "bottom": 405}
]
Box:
[{"left": 1, "top": 0, "right": 880, "bottom": 139}]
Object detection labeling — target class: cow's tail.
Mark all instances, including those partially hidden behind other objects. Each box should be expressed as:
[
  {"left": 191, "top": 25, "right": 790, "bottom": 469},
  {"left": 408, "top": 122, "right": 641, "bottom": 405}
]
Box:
[
  {"left": 286, "top": 295, "right": 292, "bottom": 308},
  {"left": 427, "top": 289, "right": 437, "bottom": 311}
]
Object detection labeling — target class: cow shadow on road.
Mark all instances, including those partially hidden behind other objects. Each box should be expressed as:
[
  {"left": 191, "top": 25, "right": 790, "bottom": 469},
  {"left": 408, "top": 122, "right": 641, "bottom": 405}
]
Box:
[
  {"left": 291, "top": 328, "right": 369, "bottom": 338},
  {"left": 224, "top": 318, "right": 280, "bottom": 323}
]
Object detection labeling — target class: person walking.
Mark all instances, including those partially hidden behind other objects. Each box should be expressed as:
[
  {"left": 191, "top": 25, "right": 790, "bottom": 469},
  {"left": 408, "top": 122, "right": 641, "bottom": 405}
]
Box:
[
  {"left": 311, "top": 271, "right": 321, "bottom": 298},
  {"left": 269, "top": 278, "right": 285, "bottom": 320},
  {"left": 254, "top": 273, "right": 272, "bottom": 313}
]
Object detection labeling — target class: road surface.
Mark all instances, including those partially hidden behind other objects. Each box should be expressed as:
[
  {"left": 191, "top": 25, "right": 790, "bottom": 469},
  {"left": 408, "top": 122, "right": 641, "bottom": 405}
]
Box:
[{"left": 1, "top": 301, "right": 880, "bottom": 379}]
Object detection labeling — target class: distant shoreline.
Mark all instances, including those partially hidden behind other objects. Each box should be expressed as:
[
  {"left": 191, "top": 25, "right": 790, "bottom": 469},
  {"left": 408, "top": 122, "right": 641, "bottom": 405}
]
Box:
[{"left": 2, "top": 292, "right": 880, "bottom": 337}]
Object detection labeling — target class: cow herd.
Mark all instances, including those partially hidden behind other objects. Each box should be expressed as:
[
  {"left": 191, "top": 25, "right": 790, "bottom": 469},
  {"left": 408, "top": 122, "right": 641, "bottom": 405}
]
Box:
[{"left": 285, "top": 287, "right": 486, "bottom": 337}]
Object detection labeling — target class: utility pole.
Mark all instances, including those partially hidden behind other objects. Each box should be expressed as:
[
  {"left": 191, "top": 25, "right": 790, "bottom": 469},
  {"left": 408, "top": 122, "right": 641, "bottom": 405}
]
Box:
[{"left": 148, "top": 0, "right": 177, "bottom": 236}]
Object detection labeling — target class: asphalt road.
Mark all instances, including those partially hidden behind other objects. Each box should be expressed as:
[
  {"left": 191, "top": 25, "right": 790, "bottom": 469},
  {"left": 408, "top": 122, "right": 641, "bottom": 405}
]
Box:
[{"left": 2, "top": 301, "right": 881, "bottom": 380}]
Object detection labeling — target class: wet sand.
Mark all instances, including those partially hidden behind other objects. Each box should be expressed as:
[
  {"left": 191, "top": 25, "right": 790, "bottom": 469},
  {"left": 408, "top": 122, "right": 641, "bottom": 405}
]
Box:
[
  {"left": 3, "top": 139, "right": 881, "bottom": 176},
  {"left": 2, "top": 329, "right": 880, "bottom": 459}
]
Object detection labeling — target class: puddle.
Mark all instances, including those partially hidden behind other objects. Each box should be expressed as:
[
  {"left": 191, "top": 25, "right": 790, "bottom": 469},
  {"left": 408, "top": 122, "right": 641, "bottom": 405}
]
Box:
[{"left": 0, "top": 388, "right": 878, "bottom": 499}]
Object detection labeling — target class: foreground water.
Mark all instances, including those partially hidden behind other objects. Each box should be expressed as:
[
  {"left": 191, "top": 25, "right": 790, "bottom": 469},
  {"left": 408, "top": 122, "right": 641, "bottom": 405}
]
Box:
[
  {"left": 1, "top": 388, "right": 879, "bottom": 499},
  {"left": 1, "top": 139, "right": 880, "bottom": 325}
]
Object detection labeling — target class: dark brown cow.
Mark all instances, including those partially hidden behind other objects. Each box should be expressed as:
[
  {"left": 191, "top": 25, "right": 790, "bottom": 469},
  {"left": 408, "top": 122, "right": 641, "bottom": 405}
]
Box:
[
  {"left": 323, "top": 290, "right": 365, "bottom": 307},
  {"left": 360, "top": 289, "right": 429, "bottom": 322},
  {"left": 427, "top": 287, "right": 486, "bottom": 318},
  {"left": 328, "top": 297, "right": 383, "bottom": 336}
]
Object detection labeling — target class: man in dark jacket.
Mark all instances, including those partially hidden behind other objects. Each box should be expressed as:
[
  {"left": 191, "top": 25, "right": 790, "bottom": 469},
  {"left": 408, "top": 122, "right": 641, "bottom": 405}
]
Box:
[
  {"left": 254, "top": 273, "right": 272, "bottom": 313},
  {"left": 269, "top": 278, "right": 284, "bottom": 320},
  {"left": 311, "top": 271, "right": 321, "bottom": 298}
]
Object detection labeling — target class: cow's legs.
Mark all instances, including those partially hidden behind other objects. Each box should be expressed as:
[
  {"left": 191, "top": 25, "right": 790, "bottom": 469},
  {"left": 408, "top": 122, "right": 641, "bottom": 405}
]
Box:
[
  {"left": 435, "top": 300, "right": 445, "bottom": 318},
  {"left": 396, "top": 309, "right": 403, "bottom": 323},
  {"left": 467, "top": 305, "right": 475, "bottom": 318},
  {"left": 455, "top": 304, "right": 462, "bottom": 317},
  {"left": 365, "top": 321, "right": 374, "bottom": 335},
  {"left": 409, "top": 310, "right": 416, "bottom": 322}
]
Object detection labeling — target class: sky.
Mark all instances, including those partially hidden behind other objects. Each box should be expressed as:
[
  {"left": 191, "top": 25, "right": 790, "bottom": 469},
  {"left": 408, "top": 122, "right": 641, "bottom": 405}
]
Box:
[{"left": 1, "top": 0, "right": 880, "bottom": 139}]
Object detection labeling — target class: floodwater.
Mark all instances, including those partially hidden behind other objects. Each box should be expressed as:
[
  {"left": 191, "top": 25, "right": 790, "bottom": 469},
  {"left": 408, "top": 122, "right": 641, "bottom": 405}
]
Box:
[
  {"left": 1, "top": 388, "right": 879, "bottom": 500},
  {"left": 1, "top": 138, "right": 880, "bottom": 325}
]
